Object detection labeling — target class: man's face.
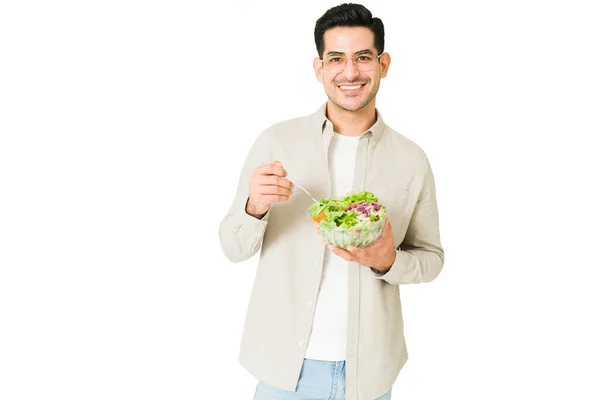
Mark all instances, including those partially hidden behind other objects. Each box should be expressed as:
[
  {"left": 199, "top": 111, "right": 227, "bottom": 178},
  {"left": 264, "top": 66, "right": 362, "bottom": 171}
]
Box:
[{"left": 314, "top": 26, "right": 390, "bottom": 113}]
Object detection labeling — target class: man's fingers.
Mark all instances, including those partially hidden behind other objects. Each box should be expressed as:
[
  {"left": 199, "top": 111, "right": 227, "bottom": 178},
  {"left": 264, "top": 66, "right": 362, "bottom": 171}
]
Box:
[
  {"left": 256, "top": 161, "right": 287, "bottom": 178},
  {"left": 257, "top": 184, "right": 292, "bottom": 197},
  {"left": 346, "top": 246, "right": 365, "bottom": 257},
  {"left": 327, "top": 244, "right": 355, "bottom": 262},
  {"left": 248, "top": 161, "right": 292, "bottom": 208},
  {"left": 257, "top": 175, "right": 293, "bottom": 189},
  {"left": 258, "top": 194, "right": 290, "bottom": 203}
]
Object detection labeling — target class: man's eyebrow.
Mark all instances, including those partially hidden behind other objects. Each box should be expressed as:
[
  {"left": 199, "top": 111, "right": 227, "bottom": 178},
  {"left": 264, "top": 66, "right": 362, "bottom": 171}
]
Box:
[{"left": 325, "top": 49, "right": 375, "bottom": 57}]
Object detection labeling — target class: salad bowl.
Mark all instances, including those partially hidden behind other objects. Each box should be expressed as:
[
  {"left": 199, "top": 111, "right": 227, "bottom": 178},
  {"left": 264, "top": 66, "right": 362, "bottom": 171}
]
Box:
[{"left": 308, "top": 191, "right": 387, "bottom": 249}]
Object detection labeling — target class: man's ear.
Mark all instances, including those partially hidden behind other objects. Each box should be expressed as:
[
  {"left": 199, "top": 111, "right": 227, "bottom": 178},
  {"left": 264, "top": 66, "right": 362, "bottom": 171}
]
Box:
[
  {"left": 379, "top": 52, "right": 391, "bottom": 78},
  {"left": 313, "top": 57, "right": 324, "bottom": 83}
]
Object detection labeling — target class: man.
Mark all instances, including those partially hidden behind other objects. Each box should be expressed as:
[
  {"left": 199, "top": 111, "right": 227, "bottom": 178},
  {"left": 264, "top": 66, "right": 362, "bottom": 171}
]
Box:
[{"left": 219, "top": 3, "right": 444, "bottom": 399}]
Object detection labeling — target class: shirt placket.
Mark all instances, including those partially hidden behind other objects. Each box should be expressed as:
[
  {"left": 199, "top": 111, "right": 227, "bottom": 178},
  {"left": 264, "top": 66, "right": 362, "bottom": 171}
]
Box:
[{"left": 346, "top": 133, "right": 371, "bottom": 400}]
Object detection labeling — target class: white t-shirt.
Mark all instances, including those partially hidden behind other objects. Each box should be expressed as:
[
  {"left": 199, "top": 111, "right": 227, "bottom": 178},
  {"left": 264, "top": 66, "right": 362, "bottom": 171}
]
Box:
[{"left": 305, "top": 132, "right": 359, "bottom": 361}]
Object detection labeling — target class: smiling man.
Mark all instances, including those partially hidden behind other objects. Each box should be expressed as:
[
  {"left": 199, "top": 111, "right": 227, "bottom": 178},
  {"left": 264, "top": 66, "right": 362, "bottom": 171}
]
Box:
[
  {"left": 219, "top": 3, "right": 444, "bottom": 400},
  {"left": 317, "top": 26, "right": 387, "bottom": 119}
]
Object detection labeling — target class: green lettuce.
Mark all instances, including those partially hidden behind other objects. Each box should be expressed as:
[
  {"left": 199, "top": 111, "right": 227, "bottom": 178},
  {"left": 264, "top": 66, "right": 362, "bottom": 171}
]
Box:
[{"left": 308, "top": 191, "right": 386, "bottom": 229}]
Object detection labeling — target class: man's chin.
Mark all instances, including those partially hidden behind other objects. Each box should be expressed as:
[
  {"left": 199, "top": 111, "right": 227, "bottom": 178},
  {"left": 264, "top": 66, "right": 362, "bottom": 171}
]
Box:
[{"left": 331, "top": 98, "right": 369, "bottom": 112}]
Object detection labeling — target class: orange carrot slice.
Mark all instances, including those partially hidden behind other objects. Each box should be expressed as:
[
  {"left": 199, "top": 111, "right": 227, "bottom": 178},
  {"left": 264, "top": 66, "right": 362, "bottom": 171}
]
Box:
[{"left": 313, "top": 213, "right": 327, "bottom": 223}]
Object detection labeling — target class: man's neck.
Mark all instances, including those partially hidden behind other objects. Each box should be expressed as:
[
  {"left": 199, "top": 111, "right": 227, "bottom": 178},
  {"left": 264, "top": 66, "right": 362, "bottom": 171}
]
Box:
[{"left": 326, "top": 101, "right": 377, "bottom": 137}]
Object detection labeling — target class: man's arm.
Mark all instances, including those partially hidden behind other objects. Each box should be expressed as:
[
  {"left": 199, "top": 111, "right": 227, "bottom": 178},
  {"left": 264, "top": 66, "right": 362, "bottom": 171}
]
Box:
[
  {"left": 218, "top": 131, "right": 271, "bottom": 263},
  {"left": 373, "top": 158, "right": 445, "bottom": 284}
]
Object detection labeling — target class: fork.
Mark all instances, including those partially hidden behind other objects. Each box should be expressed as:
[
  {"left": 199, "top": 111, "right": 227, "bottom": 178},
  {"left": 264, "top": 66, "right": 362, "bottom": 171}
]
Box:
[
  {"left": 292, "top": 182, "right": 343, "bottom": 210},
  {"left": 292, "top": 182, "right": 320, "bottom": 203}
]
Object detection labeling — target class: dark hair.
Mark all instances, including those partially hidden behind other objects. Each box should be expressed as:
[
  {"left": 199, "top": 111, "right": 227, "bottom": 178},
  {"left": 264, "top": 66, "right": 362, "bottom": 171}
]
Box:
[{"left": 314, "top": 3, "right": 385, "bottom": 59}]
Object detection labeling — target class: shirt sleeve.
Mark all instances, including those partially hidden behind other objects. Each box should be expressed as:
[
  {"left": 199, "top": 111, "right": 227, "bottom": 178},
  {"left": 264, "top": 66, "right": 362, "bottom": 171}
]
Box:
[
  {"left": 372, "top": 156, "right": 445, "bottom": 284},
  {"left": 219, "top": 129, "right": 273, "bottom": 263}
]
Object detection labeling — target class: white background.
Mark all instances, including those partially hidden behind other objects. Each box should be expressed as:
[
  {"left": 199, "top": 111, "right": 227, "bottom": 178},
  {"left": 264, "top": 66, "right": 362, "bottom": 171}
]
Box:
[{"left": 1, "top": 0, "right": 599, "bottom": 399}]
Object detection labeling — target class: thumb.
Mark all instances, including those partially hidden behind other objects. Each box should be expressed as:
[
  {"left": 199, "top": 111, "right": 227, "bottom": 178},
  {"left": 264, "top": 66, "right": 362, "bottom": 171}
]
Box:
[
  {"left": 273, "top": 160, "right": 288, "bottom": 177},
  {"left": 383, "top": 216, "right": 392, "bottom": 234}
]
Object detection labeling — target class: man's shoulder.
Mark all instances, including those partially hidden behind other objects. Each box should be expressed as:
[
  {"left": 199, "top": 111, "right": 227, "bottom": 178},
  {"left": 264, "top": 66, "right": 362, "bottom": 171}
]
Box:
[
  {"left": 250, "top": 108, "right": 319, "bottom": 150},
  {"left": 265, "top": 109, "right": 319, "bottom": 135},
  {"left": 384, "top": 125, "right": 428, "bottom": 158},
  {"left": 381, "top": 124, "right": 437, "bottom": 175}
]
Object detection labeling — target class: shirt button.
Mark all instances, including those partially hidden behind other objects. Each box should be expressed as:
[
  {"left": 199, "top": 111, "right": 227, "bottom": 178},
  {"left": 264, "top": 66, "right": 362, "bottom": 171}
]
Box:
[
  {"left": 307, "top": 301, "right": 313, "bottom": 307},
  {"left": 315, "top": 261, "right": 319, "bottom": 266},
  {"left": 298, "top": 340, "right": 304, "bottom": 347}
]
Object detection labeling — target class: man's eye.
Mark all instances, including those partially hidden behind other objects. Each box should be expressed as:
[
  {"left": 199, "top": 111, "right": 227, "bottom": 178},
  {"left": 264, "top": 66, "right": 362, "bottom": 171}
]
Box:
[
  {"left": 329, "top": 57, "right": 343, "bottom": 63},
  {"left": 356, "top": 56, "right": 372, "bottom": 62}
]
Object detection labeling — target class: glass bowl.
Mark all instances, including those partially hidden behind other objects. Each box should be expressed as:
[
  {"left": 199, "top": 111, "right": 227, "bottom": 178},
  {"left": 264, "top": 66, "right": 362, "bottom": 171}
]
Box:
[{"left": 315, "top": 216, "right": 385, "bottom": 249}]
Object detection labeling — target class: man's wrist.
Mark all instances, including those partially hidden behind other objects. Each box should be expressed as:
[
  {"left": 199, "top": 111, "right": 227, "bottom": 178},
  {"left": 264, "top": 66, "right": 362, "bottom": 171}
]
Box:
[
  {"left": 245, "top": 198, "right": 269, "bottom": 219},
  {"left": 373, "top": 251, "right": 396, "bottom": 274}
]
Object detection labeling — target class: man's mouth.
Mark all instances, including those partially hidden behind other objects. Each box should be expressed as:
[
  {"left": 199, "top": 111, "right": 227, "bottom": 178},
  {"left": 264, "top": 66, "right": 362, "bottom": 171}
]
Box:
[{"left": 337, "top": 83, "right": 366, "bottom": 95}]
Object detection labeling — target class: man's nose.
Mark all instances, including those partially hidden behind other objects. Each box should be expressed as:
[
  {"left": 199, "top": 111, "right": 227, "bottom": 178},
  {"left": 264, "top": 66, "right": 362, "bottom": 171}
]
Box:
[{"left": 341, "top": 58, "right": 360, "bottom": 80}]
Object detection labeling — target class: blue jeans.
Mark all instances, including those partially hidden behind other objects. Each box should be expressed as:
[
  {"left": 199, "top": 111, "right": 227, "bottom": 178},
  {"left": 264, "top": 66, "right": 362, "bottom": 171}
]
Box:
[{"left": 253, "top": 359, "right": 392, "bottom": 400}]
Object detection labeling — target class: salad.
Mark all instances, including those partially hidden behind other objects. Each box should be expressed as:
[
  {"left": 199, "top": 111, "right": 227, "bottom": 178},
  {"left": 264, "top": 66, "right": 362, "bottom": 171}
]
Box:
[{"left": 308, "top": 191, "right": 387, "bottom": 248}]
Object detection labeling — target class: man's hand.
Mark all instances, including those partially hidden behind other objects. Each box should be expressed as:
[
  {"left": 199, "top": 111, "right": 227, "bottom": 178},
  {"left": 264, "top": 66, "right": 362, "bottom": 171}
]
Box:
[
  {"left": 246, "top": 161, "right": 293, "bottom": 219},
  {"left": 326, "top": 217, "right": 396, "bottom": 273}
]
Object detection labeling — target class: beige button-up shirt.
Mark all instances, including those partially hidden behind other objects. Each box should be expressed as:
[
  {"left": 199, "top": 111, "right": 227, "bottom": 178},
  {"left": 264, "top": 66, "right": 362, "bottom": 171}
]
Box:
[{"left": 219, "top": 104, "right": 444, "bottom": 400}]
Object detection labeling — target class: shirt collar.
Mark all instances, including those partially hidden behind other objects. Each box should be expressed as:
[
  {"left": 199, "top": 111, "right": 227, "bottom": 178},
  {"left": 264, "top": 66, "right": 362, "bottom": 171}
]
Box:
[{"left": 311, "top": 102, "right": 386, "bottom": 146}]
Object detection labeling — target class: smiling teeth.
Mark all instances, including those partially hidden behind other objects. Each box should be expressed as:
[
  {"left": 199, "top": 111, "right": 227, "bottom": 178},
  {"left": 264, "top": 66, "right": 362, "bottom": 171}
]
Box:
[{"left": 340, "top": 85, "right": 362, "bottom": 90}]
